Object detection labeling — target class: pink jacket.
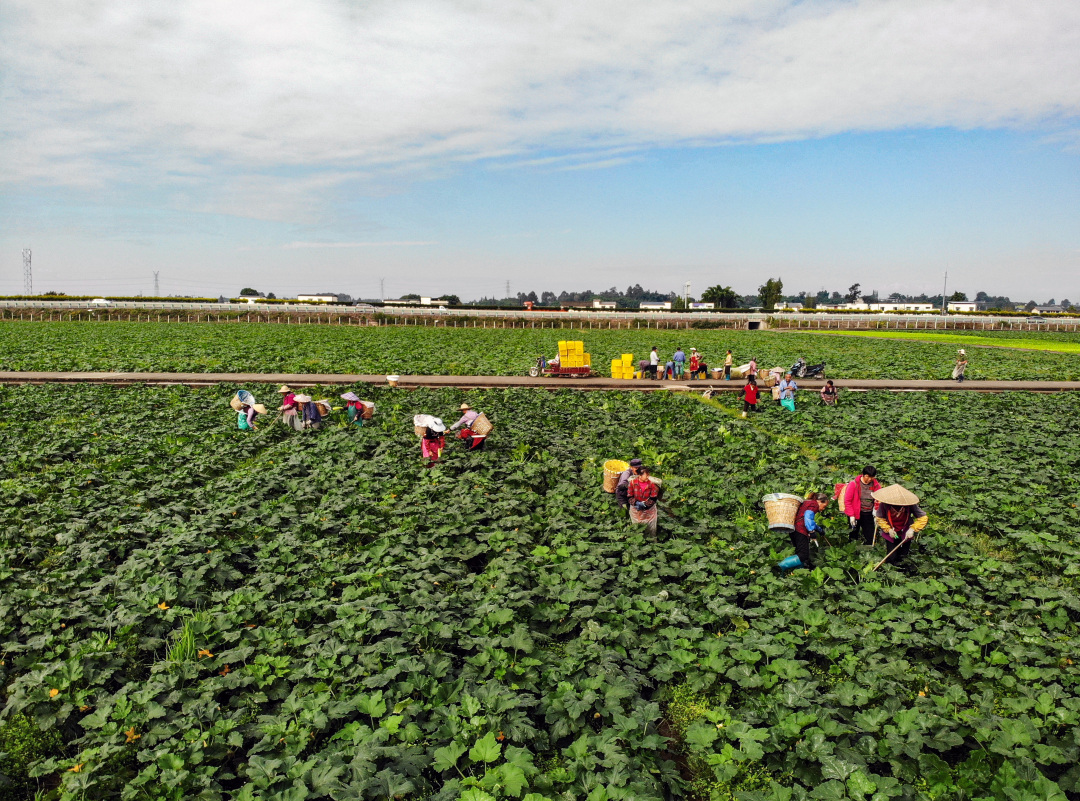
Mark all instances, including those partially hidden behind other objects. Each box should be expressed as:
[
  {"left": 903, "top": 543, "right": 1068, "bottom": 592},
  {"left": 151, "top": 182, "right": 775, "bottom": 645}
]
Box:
[{"left": 843, "top": 477, "right": 881, "bottom": 516}]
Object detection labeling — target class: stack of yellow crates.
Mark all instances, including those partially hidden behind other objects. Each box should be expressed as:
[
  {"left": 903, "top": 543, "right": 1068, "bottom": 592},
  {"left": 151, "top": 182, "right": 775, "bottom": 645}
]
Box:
[
  {"left": 558, "top": 340, "right": 591, "bottom": 369},
  {"left": 611, "top": 353, "right": 635, "bottom": 379}
]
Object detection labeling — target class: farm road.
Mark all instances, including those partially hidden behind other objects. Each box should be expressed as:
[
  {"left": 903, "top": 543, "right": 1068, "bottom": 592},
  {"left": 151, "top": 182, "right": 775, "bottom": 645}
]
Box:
[{"left": 1, "top": 371, "right": 1079, "bottom": 392}]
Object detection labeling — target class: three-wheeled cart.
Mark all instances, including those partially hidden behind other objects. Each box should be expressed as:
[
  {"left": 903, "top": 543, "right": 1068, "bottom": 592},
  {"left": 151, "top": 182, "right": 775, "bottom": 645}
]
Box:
[{"left": 528, "top": 357, "right": 593, "bottom": 378}]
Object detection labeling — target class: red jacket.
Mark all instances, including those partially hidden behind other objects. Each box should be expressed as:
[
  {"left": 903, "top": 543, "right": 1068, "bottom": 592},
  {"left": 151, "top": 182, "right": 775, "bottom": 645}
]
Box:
[
  {"left": 843, "top": 477, "right": 881, "bottom": 517},
  {"left": 743, "top": 383, "right": 758, "bottom": 403}
]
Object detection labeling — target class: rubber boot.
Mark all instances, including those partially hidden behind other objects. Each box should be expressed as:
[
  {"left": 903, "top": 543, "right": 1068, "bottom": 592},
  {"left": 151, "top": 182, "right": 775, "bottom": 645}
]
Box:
[{"left": 777, "top": 554, "right": 802, "bottom": 573}]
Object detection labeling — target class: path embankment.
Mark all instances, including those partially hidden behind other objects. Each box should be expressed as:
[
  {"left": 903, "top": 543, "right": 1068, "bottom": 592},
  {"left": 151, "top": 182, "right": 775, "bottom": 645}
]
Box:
[{"left": 1, "top": 371, "right": 1078, "bottom": 392}]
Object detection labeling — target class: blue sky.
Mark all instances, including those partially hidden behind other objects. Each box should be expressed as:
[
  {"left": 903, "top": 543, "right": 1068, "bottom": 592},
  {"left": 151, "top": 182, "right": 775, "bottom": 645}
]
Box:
[{"left": 2, "top": 0, "right": 1079, "bottom": 302}]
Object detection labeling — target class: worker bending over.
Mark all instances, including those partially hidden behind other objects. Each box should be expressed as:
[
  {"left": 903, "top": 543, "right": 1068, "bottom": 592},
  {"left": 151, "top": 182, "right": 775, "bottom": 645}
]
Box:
[
  {"left": 873, "top": 484, "right": 928, "bottom": 571},
  {"left": 450, "top": 403, "right": 488, "bottom": 451}
]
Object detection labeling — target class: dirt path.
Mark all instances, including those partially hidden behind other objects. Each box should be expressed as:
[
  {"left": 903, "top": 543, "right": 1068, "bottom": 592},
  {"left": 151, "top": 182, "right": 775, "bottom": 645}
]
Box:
[{"left": 1, "top": 371, "right": 1078, "bottom": 392}]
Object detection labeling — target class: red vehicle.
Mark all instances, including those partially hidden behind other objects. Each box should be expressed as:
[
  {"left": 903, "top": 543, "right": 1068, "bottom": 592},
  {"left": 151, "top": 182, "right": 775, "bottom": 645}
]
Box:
[{"left": 528, "top": 356, "right": 592, "bottom": 378}]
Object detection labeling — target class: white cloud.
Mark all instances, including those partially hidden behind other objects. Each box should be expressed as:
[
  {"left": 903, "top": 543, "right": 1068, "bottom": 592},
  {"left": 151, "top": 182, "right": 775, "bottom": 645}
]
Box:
[
  {"left": 282, "top": 240, "right": 436, "bottom": 249},
  {"left": 2, "top": 0, "right": 1079, "bottom": 203}
]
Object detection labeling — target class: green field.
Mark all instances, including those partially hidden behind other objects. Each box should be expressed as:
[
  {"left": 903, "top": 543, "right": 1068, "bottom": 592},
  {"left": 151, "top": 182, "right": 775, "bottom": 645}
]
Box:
[
  {"left": 2, "top": 322, "right": 1080, "bottom": 380},
  {"left": 2, "top": 382, "right": 1078, "bottom": 800},
  {"left": 802, "top": 329, "right": 1080, "bottom": 355}
]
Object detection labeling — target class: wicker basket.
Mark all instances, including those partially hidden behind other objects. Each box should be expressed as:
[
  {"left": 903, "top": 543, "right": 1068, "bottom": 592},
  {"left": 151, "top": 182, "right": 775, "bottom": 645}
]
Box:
[
  {"left": 229, "top": 395, "right": 243, "bottom": 411},
  {"left": 762, "top": 493, "right": 803, "bottom": 530},
  {"left": 387, "top": 374, "right": 400, "bottom": 387},
  {"left": 360, "top": 401, "right": 375, "bottom": 420},
  {"left": 472, "top": 413, "right": 493, "bottom": 436},
  {"left": 602, "top": 459, "right": 629, "bottom": 493}
]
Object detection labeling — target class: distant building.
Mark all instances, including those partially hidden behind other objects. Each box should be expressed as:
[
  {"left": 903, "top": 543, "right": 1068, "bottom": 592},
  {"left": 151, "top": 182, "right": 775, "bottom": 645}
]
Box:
[
  {"left": 836, "top": 302, "right": 936, "bottom": 312},
  {"left": 947, "top": 302, "right": 978, "bottom": 313},
  {"left": 592, "top": 300, "right": 617, "bottom": 309},
  {"left": 639, "top": 302, "right": 672, "bottom": 310},
  {"left": 1032, "top": 305, "right": 1065, "bottom": 314},
  {"left": 689, "top": 302, "right": 715, "bottom": 310},
  {"left": 297, "top": 293, "right": 352, "bottom": 304},
  {"left": 777, "top": 301, "right": 803, "bottom": 311}
]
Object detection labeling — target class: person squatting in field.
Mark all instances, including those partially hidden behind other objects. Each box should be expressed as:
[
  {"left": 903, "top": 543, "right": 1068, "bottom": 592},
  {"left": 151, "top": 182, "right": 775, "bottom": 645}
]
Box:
[
  {"left": 873, "top": 484, "right": 928, "bottom": 570},
  {"left": 449, "top": 403, "right": 488, "bottom": 451},
  {"left": 615, "top": 458, "right": 643, "bottom": 508},
  {"left": 820, "top": 380, "right": 838, "bottom": 406},
  {"left": 790, "top": 492, "right": 829, "bottom": 570},
  {"left": 844, "top": 465, "right": 881, "bottom": 545}
]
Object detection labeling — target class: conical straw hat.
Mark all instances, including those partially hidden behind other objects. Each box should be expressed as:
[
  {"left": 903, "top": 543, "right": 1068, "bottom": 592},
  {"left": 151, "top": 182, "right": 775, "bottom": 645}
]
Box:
[{"left": 872, "top": 484, "right": 919, "bottom": 506}]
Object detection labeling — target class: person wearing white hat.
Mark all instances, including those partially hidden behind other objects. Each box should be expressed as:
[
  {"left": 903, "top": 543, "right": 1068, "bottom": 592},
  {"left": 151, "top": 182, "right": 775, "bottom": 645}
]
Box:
[
  {"left": 688, "top": 348, "right": 708, "bottom": 379},
  {"left": 340, "top": 392, "right": 368, "bottom": 426},
  {"left": 292, "top": 395, "right": 322, "bottom": 430},
  {"left": 421, "top": 416, "right": 446, "bottom": 465},
  {"left": 952, "top": 350, "right": 968, "bottom": 382},
  {"left": 873, "top": 484, "right": 928, "bottom": 570}
]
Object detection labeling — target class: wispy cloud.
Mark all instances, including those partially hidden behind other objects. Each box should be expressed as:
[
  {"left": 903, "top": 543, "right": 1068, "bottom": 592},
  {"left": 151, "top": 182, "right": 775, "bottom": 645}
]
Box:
[
  {"left": 282, "top": 240, "right": 436, "bottom": 249},
  {"left": 2, "top": 0, "right": 1079, "bottom": 214}
]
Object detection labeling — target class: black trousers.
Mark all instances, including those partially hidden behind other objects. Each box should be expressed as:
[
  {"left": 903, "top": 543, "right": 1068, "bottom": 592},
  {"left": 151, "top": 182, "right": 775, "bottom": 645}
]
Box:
[
  {"left": 789, "top": 531, "right": 814, "bottom": 568},
  {"left": 883, "top": 538, "right": 912, "bottom": 565},
  {"left": 850, "top": 511, "right": 876, "bottom": 544}
]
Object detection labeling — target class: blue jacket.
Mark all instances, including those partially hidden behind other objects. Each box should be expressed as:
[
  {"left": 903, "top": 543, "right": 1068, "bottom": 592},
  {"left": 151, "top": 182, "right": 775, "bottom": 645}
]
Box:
[{"left": 673, "top": 349, "right": 686, "bottom": 363}]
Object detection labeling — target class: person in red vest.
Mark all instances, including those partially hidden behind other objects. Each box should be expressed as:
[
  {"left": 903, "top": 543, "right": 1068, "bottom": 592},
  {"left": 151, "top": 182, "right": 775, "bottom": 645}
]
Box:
[
  {"left": 873, "top": 484, "right": 928, "bottom": 571},
  {"left": 741, "top": 376, "right": 759, "bottom": 417},
  {"left": 790, "top": 493, "right": 830, "bottom": 569}
]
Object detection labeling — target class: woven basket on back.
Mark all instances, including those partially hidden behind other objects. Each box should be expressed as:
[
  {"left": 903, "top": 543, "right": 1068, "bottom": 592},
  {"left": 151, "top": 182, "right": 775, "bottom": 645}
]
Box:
[
  {"left": 762, "top": 493, "right": 803, "bottom": 530},
  {"left": 602, "top": 459, "right": 629, "bottom": 493},
  {"left": 472, "top": 413, "right": 493, "bottom": 436}
]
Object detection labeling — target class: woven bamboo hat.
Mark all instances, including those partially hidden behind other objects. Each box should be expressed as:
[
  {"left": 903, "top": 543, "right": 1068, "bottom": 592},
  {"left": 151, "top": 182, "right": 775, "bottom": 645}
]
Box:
[
  {"left": 872, "top": 484, "right": 919, "bottom": 506},
  {"left": 429, "top": 417, "right": 446, "bottom": 433},
  {"left": 278, "top": 385, "right": 292, "bottom": 393},
  {"left": 253, "top": 403, "right": 268, "bottom": 415},
  {"left": 459, "top": 403, "right": 471, "bottom": 411},
  {"left": 340, "top": 392, "right": 360, "bottom": 402},
  {"left": 293, "top": 394, "right": 312, "bottom": 403}
]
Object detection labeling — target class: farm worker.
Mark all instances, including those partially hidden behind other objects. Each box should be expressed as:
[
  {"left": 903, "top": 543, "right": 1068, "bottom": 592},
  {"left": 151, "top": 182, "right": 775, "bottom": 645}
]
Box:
[
  {"left": 279, "top": 385, "right": 303, "bottom": 431},
  {"left": 873, "top": 484, "right": 928, "bottom": 570},
  {"left": 747, "top": 357, "right": 758, "bottom": 378},
  {"left": 421, "top": 417, "right": 447, "bottom": 465},
  {"left": 340, "top": 392, "right": 365, "bottom": 425},
  {"left": 820, "top": 380, "right": 838, "bottom": 406},
  {"left": 778, "top": 373, "right": 798, "bottom": 402},
  {"left": 724, "top": 350, "right": 733, "bottom": 380},
  {"left": 787, "top": 492, "right": 829, "bottom": 570},
  {"left": 648, "top": 347, "right": 660, "bottom": 379},
  {"left": 952, "top": 350, "right": 968, "bottom": 382},
  {"left": 450, "top": 403, "right": 488, "bottom": 451},
  {"left": 843, "top": 466, "right": 881, "bottom": 545},
  {"left": 689, "top": 348, "right": 707, "bottom": 379},
  {"left": 293, "top": 395, "right": 322, "bottom": 430},
  {"left": 237, "top": 401, "right": 268, "bottom": 431},
  {"left": 672, "top": 347, "right": 686, "bottom": 378},
  {"left": 663, "top": 359, "right": 675, "bottom": 380},
  {"left": 628, "top": 466, "right": 659, "bottom": 511},
  {"left": 741, "top": 376, "right": 759, "bottom": 417},
  {"left": 615, "top": 458, "right": 643, "bottom": 508}
]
